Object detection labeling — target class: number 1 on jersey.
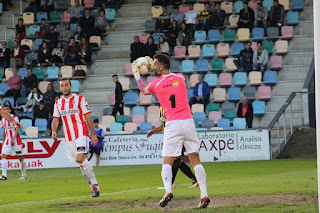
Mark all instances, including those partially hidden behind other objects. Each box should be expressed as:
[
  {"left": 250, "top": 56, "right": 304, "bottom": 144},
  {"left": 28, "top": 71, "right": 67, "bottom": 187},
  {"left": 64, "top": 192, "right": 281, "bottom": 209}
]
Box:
[{"left": 169, "top": 94, "right": 176, "bottom": 108}]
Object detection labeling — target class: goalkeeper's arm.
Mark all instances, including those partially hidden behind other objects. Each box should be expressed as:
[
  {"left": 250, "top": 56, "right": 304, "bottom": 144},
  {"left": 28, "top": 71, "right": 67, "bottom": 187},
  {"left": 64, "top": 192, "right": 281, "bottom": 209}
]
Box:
[{"left": 132, "top": 60, "right": 151, "bottom": 95}]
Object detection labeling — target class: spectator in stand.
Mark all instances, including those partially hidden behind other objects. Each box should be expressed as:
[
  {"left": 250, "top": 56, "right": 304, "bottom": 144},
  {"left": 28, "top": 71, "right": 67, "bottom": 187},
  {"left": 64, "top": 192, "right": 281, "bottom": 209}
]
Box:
[
  {"left": 43, "top": 82, "right": 57, "bottom": 112},
  {"left": 269, "top": 0, "right": 285, "bottom": 28},
  {"left": 74, "top": 25, "right": 86, "bottom": 43},
  {"left": 15, "top": 18, "right": 26, "bottom": 42},
  {"left": 80, "top": 9, "right": 95, "bottom": 39},
  {"left": 35, "top": 18, "right": 50, "bottom": 38},
  {"left": 195, "top": 3, "right": 211, "bottom": 31},
  {"left": 34, "top": 100, "right": 49, "bottom": 120},
  {"left": 178, "top": 22, "right": 191, "bottom": 46},
  {"left": 70, "top": 0, "right": 84, "bottom": 23},
  {"left": 59, "top": 23, "right": 73, "bottom": 48},
  {"left": 3, "top": 100, "right": 15, "bottom": 114},
  {"left": 64, "top": 37, "right": 80, "bottom": 65},
  {"left": 189, "top": 74, "right": 210, "bottom": 108},
  {"left": 93, "top": 9, "right": 107, "bottom": 36},
  {"left": 237, "top": 98, "right": 253, "bottom": 128},
  {"left": 4, "top": 68, "right": 22, "bottom": 101},
  {"left": 184, "top": 4, "right": 197, "bottom": 37},
  {"left": 152, "top": 0, "right": 169, "bottom": 6},
  {"left": 130, "top": 36, "right": 144, "bottom": 63},
  {"left": 156, "top": 6, "right": 171, "bottom": 33},
  {"left": 24, "top": 86, "right": 43, "bottom": 112},
  {"left": 253, "top": 41, "right": 269, "bottom": 76},
  {"left": 22, "top": 67, "right": 38, "bottom": 97},
  {"left": 143, "top": 36, "right": 157, "bottom": 58},
  {"left": 156, "top": 35, "right": 169, "bottom": 55},
  {"left": 79, "top": 37, "right": 92, "bottom": 65},
  {"left": 24, "top": 0, "right": 40, "bottom": 15},
  {"left": 50, "top": 41, "right": 64, "bottom": 65},
  {"left": 37, "top": 42, "right": 52, "bottom": 66},
  {"left": 0, "top": 41, "right": 11, "bottom": 70},
  {"left": 167, "top": 20, "right": 179, "bottom": 47},
  {"left": 206, "top": 3, "right": 225, "bottom": 30},
  {"left": 10, "top": 41, "right": 25, "bottom": 69},
  {"left": 87, "top": 119, "right": 104, "bottom": 166},
  {"left": 170, "top": 6, "right": 184, "bottom": 26},
  {"left": 233, "top": 41, "right": 253, "bottom": 71},
  {"left": 237, "top": 1, "right": 255, "bottom": 30},
  {"left": 112, "top": 74, "right": 124, "bottom": 117},
  {"left": 254, "top": 2, "right": 268, "bottom": 35},
  {"left": 40, "top": 0, "right": 54, "bottom": 15},
  {"left": 44, "top": 24, "right": 60, "bottom": 49}
]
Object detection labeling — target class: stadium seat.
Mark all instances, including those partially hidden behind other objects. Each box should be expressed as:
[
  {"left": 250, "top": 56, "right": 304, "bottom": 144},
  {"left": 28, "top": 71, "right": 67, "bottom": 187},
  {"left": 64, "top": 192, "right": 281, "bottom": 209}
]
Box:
[
  {"left": 139, "top": 92, "right": 152, "bottom": 105},
  {"left": 139, "top": 33, "right": 150, "bottom": 44},
  {"left": 270, "top": 56, "right": 283, "bottom": 70},
  {"left": 267, "top": 27, "right": 279, "bottom": 40},
  {"left": 103, "top": 107, "right": 113, "bottom": 115},
  {"left": 124, "top": 63, "right": 133, "bottom": 76},
  {"left": 221, "top": 2, "right": 233, "bottom": 14},
  {"left": 222, "top": 101, "right": 235, "bottom": 112},
  {"left": 4, "top": 68, "right": 13, "bottom": 81},
  {"left": 228, "top": 88, "right": 241, "bottom": 101},
  {"left": 275, "top": 40, "right": 288, "bottom": 54},
  {"left": 46, "top": 66, "right": 59, "bottom": 80},
  {"left": 264, "top": 71, "right": 277, "bottom": 85},
  {"left": 116, "top": 115, "right": 130, "bottom": 126},
  {"left": 237, "top": 28, "right": 250, "bottom": 42},
  {"left": 292, "top": 0, "right": 304, "bottom": 11},
  {"left": 224, "top": 110, "right": 237, "bottom": 123},
  {"left": 223, "top": 29, "right": 236, "bottom": 42},
  {"left": 191, "top": 103, "right": 204, "bottom": 114},
  {"left": 70, "top": 23, "right": 78, "bottom": 33},
  {"left": 152, "top": 33, "right": 165, "bottom": 45},
  {"left": 234, "top": 72, "right": 247, "bottom": 86},
  {"left": 36, "top": 12, "right": 48, "bottom": 23},
  {"left": 105, "top": 8, "right": 116, "bottom": 21},
  {"left": 23, "top": 12, "right": 34, "bottom": 25},
  {"left": 179, "top": 4, "right": 190, "bottom": 14},
  {"left": 194, "top": 31, "right": 206, "bottom": 44},
  {"left": 0, "top": 3, "right": 2, "bottom": 15},
  {"left": 101, "top": 115, "right": 115, "bottom": 129},
  {"left": 193, "top": 112, "right": 206, "bottom": 125},
  {"left": 38, "top": 81, "right": 50, "bottom": 94},
  {"left": 19, "top": 68, "right": 28, "bottom": 80},
  {"left": 263, "top": 0, "right": 273, "bottom": 10},
  {"left": 173, "top": 46, "right": 186, "bottom": 59},
  {"left": 20, "top": 119, "right": 32, "bottom": 134},
  {"left": 7, "top": 40, "right": 14, "bottom": 50},
  {"left": 217, "top": 118, "right": 230, "bottom": 129},
  {"left": 224, "top": 58, "right": 237, "bottom": 71},
  {"left": 213, "top": 88, "right": 226, "bottom": 102},
  {"left": 253, "top": 101, "right": 265, "bottom": 115},
  {"left": 182, "top": 60, "right": 194, "bottom": 73},
  {"left": 194, "top": 3, "right": 204, "bottom": 14},
  {"left": 187, "top": 89, "right": 193, "bottom": 101},
  {"left": 89, "top": 36, "right": 101, "bottom": 49},
  {"left": 118, "top": 77, "right": 130, "bottom": 91},
  {"left": 281, "top": 26, "right": 293, "bottom": 40},
  {"left": 35, "top": 38, "right": 43, "bottom": 50},
  {"left": 190, "top": 74, "right": 199, "bottom": 88},
  {"left": 252, "top": 28, "right": 264, "bottom": 41},
  {"left": 151, "top": 6, "right": 162, "bottom": 18},
  {"left": 56, "top": 24, "right": 65, "bottom": 34},
  {"left": 70, "top": 80, "right": 80, "bottom": 93},
  {"left": 63, "top": 10, "right": 71, "bottom": 22},
  {"left": 262, "top": 40, "right": 274, "bottom": 54},
  {"left": 279, "top": 0, "right": 289, "bottom": 10},
  {"left": 234, "top": 1, "right": 243, "bottom": 14},
  {"left": 26, "top": 126, "right": 38, "bottom": 138},
  {"left": 219, "top": 73, "right": 232, "bottom": 87},
  {"left": 125, "top": 92, "right": 137, "bottom": 106},
  {"left": 208, "top": 111, "right": 222, "bottom": 124},
  {"left": 17, "top": 97, "right": 27, "bottom": 106},
  {"left": 207, "top": 103, "right": 220, "bottom": 112},
  {"left": 188, "top": 45, "right": 201, "bottom": 59},
  {"left": 74, "top": 65, "right": 88, "bottom": 79},
  {"left": 50, "top": 11, "right": 62, "bottom": 23},
  {"left": 170, "top": 60, "right": 180, "bottom": 73},
  {"left": 217, "top": 43, "right": 230, "bottom": 57},
  {"left": 202, "top": 44, "right": 215, "bottom": 58},
  {"left": 258, "top": 86, "right": 271, "bottom": 100},
  {"left": 21, "top": 39, "right": 33, "bottom": 51},
  {"left": 201, "top": 119, "right": 214, "bottom": 129},
  {"left": 211, "top": 58, "right": 223, "bottom": 71},
  {"left": 249, "top": 71, "right": 262, "bottom": 85},
  {"left": 70, "top": 0, "right": 82, "bottom": 6},
  {"left": 243, "top": 86, "right": 256, "bottom": 100},
  {"left": 249, "top": 0, "right": 259, "bottom": 10},
  {"left": 60, "top": 66, "right": 73, "bottom": 78},
  {"left": 233, "top": 118, "right": 246, "bottom": 129},
  {"left": 208, "top": 29, "right": 220, "bottom": 43},
  {"left": 140, "top": 122, "right": 153, "bottom": 133},
  {"left": 287, "top": 11, "right": 299, "bottom": 25},
  {"left": 147, "top": 106, "right": 160, "bottom": 126},
  {"left": 132, "top": 106, "right": 145, "bottom": 115},
  {"left": 166, "top": 5, "right": 174, "bottom": 14},
  {"left": 229, "top": 15, "right": 239, "bottom": 28},
  {"left": 129, "top": 78, "right": 138, "bottom": 90},
  {"left": 2, "top": 97, "right": 14, "bottom": 106},
  {"left": 145, "top": 19, "right": 156, "bottom": 32},
  {"left": 231, "top": 42, "right": 244, "bottom": 57},
  {"left": 204, "top": 73, "right": 217, "bottom": 87},
  {"left": 83, "top": 0, "right": 94, "bottom": 8},
  {"left": 28, "top": 25, "right": 40, "bottom": 38},
  {"left": 35, "top": 118, "right": 47, "bottom": 132},
  {"left": 110, "top": 122, "right": 123, "bottom": 134},
  {"left": 124, "top": 122, "right": 137, "bottom": 133},
  {"left": 32, "top": 67, "right": 45, "bottom": 80},
  {"left": 132, "top": 114, "right": 145, "bottom": 127},
  {"left": 196, "top": 59, "right": 209, "bottom": 72}
]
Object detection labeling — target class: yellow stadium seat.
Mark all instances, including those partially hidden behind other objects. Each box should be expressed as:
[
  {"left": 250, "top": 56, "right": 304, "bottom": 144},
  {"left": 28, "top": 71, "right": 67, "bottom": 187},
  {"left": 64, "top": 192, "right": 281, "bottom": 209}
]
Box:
[
  {"left": 190, "top": 74, "right": 199, "bottom": 88},
  {"left": 38, "top": 81, "right": 50, "bottom": 94},
  {"left": 23, "top": 12, "right": 34, "bottom": 25},
  {"left": 229, "top": 15, "right": 239, "bottom": 28},
  {"left": 224, "top": 58, "right": 238, "bottom": 71},
  {"left": 213, "top": 88, "right": 226, "bottom": 102},
  {"left": 60, "top": 66, "right": 73, "bottom": 79},
  {"left": 249, "top": 71, "right": 262, "bottom": 85},
  {"left": 275, "top": 40, "right": 288, "bottom": 54},
  {"left": 191, "top": 103, "right": 204, "bottom": 114},
  {"left": 188, "top": 45, "right": 201, "bottom": 59},
  {"left": 26, "top": 126, "right": 38, "bottom": 138},
  {"left": 151, "top": 6, "right": 162, "bottom": 18},
  {"left": 194, "top": 3, "right": 205, "bottom": 14},
  {"left": 237, "top": 28, "right": 250, "bottom": 42},
  {"left": 118, "top": 77, "right": 130, "bottom": 91},
  {"left": 221, "top": 2, "right": 233, "bottom": 14},
  {"left": 279, "top": 0, "right": 289, "bottom": 11},
  {"left": 217, "top": 43, "right": 230, "bottom": 57}
]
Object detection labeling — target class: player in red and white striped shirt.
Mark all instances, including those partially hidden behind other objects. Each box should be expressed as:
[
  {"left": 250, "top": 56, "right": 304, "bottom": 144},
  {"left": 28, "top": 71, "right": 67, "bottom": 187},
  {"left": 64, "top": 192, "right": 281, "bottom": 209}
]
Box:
[
  {"left": 52, "top": 79, "right": 100, "bottom": 197},
  {"left": 0, "top": 105, "right": 26, "bottom": 180}
]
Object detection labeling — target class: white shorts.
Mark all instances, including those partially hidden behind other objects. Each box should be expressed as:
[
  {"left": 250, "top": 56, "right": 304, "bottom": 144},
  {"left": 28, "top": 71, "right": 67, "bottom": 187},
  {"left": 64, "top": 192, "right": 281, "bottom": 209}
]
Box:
[
  {"left": 2, "top": 143, "right": 23, "bottom": 156},
  {"left": 66, "top": 136, "right": 89, "bottom": 162},
  {"left": 163, "top": 119, "right": 200, "bottom": 157}
]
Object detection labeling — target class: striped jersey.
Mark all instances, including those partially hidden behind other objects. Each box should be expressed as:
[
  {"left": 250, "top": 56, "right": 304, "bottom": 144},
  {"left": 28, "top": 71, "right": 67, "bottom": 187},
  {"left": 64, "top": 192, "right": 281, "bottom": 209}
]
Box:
[
  {"left": 159, "top": 107, "right": 166, "bottom": 129},
  {"left": 53, "top": 94, "right": 91, "bottom": 142},
  {"left": 2, "top": 114, "right": 22, "bottom": 146}
]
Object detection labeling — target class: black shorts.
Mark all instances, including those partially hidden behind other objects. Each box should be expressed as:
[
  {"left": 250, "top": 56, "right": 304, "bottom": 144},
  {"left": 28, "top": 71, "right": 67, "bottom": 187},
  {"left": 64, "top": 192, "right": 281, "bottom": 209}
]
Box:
[{"left": 89, "top": 147, "right": 102, "bottom": 155}]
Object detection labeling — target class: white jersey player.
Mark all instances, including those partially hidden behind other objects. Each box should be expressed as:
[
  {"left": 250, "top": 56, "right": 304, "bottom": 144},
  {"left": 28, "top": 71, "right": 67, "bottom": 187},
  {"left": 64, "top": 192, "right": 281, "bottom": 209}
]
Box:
[
  {"left": 51, "top": 79, "right": 100, "bottom": 197},
  {"left": 0, "top": 105, "right": 26, "bottom": 180}
]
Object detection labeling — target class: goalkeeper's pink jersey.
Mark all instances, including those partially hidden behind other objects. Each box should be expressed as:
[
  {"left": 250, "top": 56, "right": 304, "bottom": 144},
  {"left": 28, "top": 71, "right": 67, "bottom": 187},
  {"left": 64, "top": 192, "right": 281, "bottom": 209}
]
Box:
[{"left": 148, "top": 73, "right": 192, "bottom": 122}]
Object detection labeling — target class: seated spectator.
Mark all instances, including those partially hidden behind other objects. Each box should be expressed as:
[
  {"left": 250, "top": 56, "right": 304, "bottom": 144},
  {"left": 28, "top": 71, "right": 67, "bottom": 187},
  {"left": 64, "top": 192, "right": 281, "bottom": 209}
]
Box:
[
  {"left": 233, "top": 41, "right": 253, "bottom": 71},
  {"left": 40, "top": 0, "right": 53, "bottom": 15},
  {"left": 10, "top": 41, "right": 25, "bottom": 69},
  {"left": 178, "top": 22, "right": 191, "bottom": 46},
  {"left": 167, "top": 20, "right": 179, "bottom": 47},
  {"left": 80, "top": 9, "right": 95, "bottom": 39},
  {"left": 0, "top": 41, "right": 11, "bottom": 70},
  {"left": 21, "top": 67, "right": 38, "bottom": 97},
  {"left": 206, "top": 3, "right": 225, "bottom": 30},
  {"left": 143, "top": 36, "right": 158, "bottom": 58},
  {"left": 93, "top": 9, "right": 107, "bottom": 36},
  {"left": 59, "top": 23, "right": 73, "bottom": 48},
  {"left": 253, "top": 41, "right": 269, "bottom": 76},
  {"left": 44, "top": 24, "right": 60, "bottom": 49},
  {"left": 156, "top": 35, "right": 169, "bottom": 55},
  {"left": 64, "top": 37, "right": 80, "bottom": 65},
  {"left": 156, "top": 6, "right": 171, "bottom": 33},
  {"left": 237, "top": 1, "right": 255, "bottom": 30},
  {"left": 189, "top": 74, "right": 210, "bottom": 108},
  {"left": 74, "top": 25, "right": 86, "bottom": 43},
  {"left": 37, "top": 42, "right": 52, "bottom": 66},
  {"left": 195, "top": 3, "right": 211, "bottom": 31},
  {"left": 254, "top": 2, "right": 268, "bottom": 34},
  {"left": 15, "top": 18, "right": 26, "bottom": 42},
  {"left": 3, "top": 100, "right": 15, "bottom": 114},
  {"left": 24, "top": 86, "right": 43, "bottom": 112},
  {"left": 4, "top": 68, "right": 22, "bottom": 101},
  {"left": 43, "top": 82, "right": 57, "bottom": 111},
  {"left": 170, "top": 6, "right": 184, "bottom": 25},
  {"left": 24, "top": 0, "right": 39, "bottom": 15},
  {"left": 104, "top": 0, "right": 122, "bottom": 8},
  {"left": 35, "top": 18, "right": 50, "bottom": 38},
  {"left": 184, "top": 4, "right": 197, "bottom": 36},
  {"left": 79, "top": 37, "right": 92, "bottom": 65},
  {"left": 70, "top": 0, "right": 84, "bottom": 23},
  {"left": 34, "top": 100, "right": 49, "bottom": 120},
  {"left": 50, "top": 41, "right": 65, "bottom": 65},
  {"left": 130, "top": 36, "right": 144, "bottom": 63},
  {"left": 237, "top": 98, "right": 253, "bottom": 128},
  {"left": 269, "top": 0, "right": 285, "bottom": 27}
]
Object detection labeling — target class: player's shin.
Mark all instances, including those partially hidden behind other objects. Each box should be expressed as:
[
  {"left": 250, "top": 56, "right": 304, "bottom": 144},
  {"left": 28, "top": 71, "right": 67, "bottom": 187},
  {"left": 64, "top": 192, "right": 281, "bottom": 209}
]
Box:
[
  {"left": 193, "top": 164, "right": 208, "bottom": 198},
  {"left": 20, "top": 160, "right": 26, "bottom": 177},
  {"left": 80, "top": 165, "right": 92, "bottom": 187},
  {"left": 80, "top": 159, "right": 98, "bottom": 185},
  {"left": 161, "top": 164, "right": 173, "bottom": 194},
  {"left": 2, "top": 159, "right": 8, "bottom": 177}
]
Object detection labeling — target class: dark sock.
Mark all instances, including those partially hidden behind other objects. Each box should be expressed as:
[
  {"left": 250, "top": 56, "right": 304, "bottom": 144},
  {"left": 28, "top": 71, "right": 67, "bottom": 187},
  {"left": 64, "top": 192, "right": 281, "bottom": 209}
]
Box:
[
  {"left": 171, "top": 160, "right": 179, "bottom": 184},
  {"left": 179, "top": 162, "right": 197, "bottom": 182}
]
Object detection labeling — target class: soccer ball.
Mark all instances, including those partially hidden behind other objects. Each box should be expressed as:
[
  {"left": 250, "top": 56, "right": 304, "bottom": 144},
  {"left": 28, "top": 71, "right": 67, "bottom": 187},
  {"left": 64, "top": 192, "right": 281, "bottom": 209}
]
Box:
[{"left": 133, "top": 56, "right": 154, "bottom": 75}]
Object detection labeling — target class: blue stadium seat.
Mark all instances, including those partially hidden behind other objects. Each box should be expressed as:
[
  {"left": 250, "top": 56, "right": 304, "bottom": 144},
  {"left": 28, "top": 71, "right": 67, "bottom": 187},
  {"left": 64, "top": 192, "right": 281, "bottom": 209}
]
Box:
[
  {"left": 170, "top": 60, "right": 180, "bottom": 73},
  {"left": 292, "top": 0, "right": 304, "bottom": 11},
  {"left": 35, "top": 118, "right": 48, "bottom": 132},
  {"left": 125, "top": 92, "right": 137, "bottom": 106},
  {"left": 19, "top": 68, "right": 28, "bottom": 80},
  {"left": 201, "top": 119, "right": 214, "bottom": 129},
  {"left": 264, "top": 71, "right": 277, "bottom": 85},
  {"left": 2, "top": 97, "right": 14, "bottom": 107},
  {"left": 196, "top": 59, "right": 209, "bottom": 72},
  {"left": 243, "top": 86, "right": 256, "bottom": 100},
  {"left": 20, "top": 119, "right": 32, "bottom": 135},
  {"left": 0, "top": 128, "right": 3, "bottom": 139},
  {"left": 140, "top": 122, "right": 152, "bottom": 133},
  {"left": 233, "top": 118, "right": 246, "bottom": 129},
  {"left": 28, "top": 25, "right": 40, "bottom": 38},
  {"left": 193, "top": 112, "right": 206, "bottom": 125},
  {"left": 132, "top": 106, "right": 145, "bottom": 115},
  {"left": 110, "top": 122, "right": 122, "bottom": 134},
  {"left": 70, "top": 23, "right": 78, "bottom": 33},
  {"left": 253, "top": 101, "right": 265, "bottom": 115},
  {"left": 0, "top": 3, "right": 2, "bottom": 15},
  {"left": 181, "top": 60, "right": 194, "bottom": 73},
  {"left": 252, "top": 28, "right": 264, "bottom": 41},
  {"left": 22, "top": 112, "right": 34, "bottom": 119},
  {"left": 152, "top": 33, "right": 165, "bottom": 44},
  {"left": 71, "top": 80, "right": 80, "bottom": 93},
  {"left": 0, "top": 83, "right": 8, "bottom": 96},
  {"left": 145, "top": 19, "right": 156, "bottom": 32},
  {"left": 196, "top": 128, "right": 207, "bottom": 132},
  {"left": 228, "top": 88, "right": 241, "bottom": 101},
  {"left": 17, "top": 97, "right": 27, "bottom": 106},
  {"left": 26, "top": 52, "right": 38, "bottom": 66},
  {"left": 47, "top": 66, "right": 59, "bottom": 80},
  {"left": 103, "top": 107, "right": 113, "bottom": 115},
  {"left": 208, "top": 29, "right": 220, "bottom": 43},
  {"left": 234, "top": 72, "right": 247, "bottom": 86},
  {"left": 231, "top": 42, "right": 244, "bottom": 56},
  {"left": 202, "top": 44, "right": 215, "bottom": 58},
  {"left": 234, "top": 1, "right": 243, "bottom": 14},
  {"left": 263, "top": 0, "right": 273, "bottom": 10},
  {"left": 204, "top": 73, "right": 217, "bottom": 87},
  {"left": 217, "top": 118, "right": 230, "bottom": 129},
  {"left": 187, "top": 89, "right": 193, "bottom": 101},
  {"left": 36, "top": 12, "right": 48, "bottom": 23},
  {"left": 194, "top": 31, "right": 206, "bottom": 44},
  {"left": 286, "top": 11, "right": 299, "bottom": 25},
  {"left": 35, "top": 38, "right": 43, "bottom": 50},
  {"left": 105, "top": 8, "right": 116, "bottom": 21}
]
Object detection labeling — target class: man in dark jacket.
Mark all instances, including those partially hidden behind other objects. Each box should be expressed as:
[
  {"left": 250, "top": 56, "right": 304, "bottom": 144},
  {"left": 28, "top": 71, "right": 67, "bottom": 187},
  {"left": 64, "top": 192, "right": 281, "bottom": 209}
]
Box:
[
  {"left": 80, "top": 9, "right": 95, "bottom": 39},
  {"left": 34, "top": 100, "right": 49, "bottom": 120},
  {"left": 21, "top": 68, "right": 38, "bottom": 97},
  {"left": 189, "top": 74, "right": 210, "bottom": 108},
  {"left": 205, "top": 3, "right": 225, "bottom": 30},
  {"left": 0, "top": 41, "right": 11, "bottom": 69},
  {"left": 237, "top": 98, "right": 253, "bottom": 128},
  {"left": 233, "top": 41, "right": 253, "bottom": 71},
  {"left": 44, "top": 24, "right": 60, "bottom": 49},
  {"left": 269, "top": 0, "right": 285, "bottom": 27},
  {"left": 112, "top": 74, "right": 124, "bottom": 117},
  {"left": 130, "top": 36, "right": 144, "bottom": 63},
  {"left": 237, "top": 1, "right": 255, "bottom": 30}
]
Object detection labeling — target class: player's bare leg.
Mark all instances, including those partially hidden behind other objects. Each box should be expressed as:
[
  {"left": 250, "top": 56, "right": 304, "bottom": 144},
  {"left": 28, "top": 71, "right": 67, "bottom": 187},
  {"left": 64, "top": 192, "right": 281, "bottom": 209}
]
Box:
[
  {"left": 17, "top": 154, "right": 27, "bottom": 179},
  {"left": 0, "top": 154, "right": 8, "bottom": 180},
  {"left": 96, "top": 154, "right": 100, "bottom": 167},
  {"left": 188, "top": 153, "right": 210, "bottom": 208},
  {"left": 159, "top": 156, "right": 175, "bottom": 207}
]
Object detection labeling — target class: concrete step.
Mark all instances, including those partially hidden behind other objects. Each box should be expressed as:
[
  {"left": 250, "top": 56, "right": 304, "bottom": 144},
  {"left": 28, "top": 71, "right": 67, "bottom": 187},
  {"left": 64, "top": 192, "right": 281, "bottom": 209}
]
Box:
[
  {"left": 91, "top": 59, "right": 129, "bottom": 74},
  {"left": 126, "top": 0, "right": 151, "bottom": 4},
  {"left": 0, "top": 26, "right": 15, "bottom": 40},
  {"left": 113, "top": 17, "right": 148, "bottom": 31},
  {"left": 0, "top": 13, "right": 22, "bottom": 27},
  {"left": 82, "top": 75, "right": 115, "bottom": 90},
  {"left": 293, "top": 21, "right": 313, "bottom": 35},
  {"left": 118, "top": 3, "right": 151, "bottom": 18},
  {"left": 104, "top": 30, "right": 144, "bottom": 45},
  {"left": 271, "top": 81, "right": 304, "bottom": 96},
  {"left": 282, "top": 50, "right": 314, "bottom": 65},
  {"left": 277, "top": 65, "right": 310, "bottom": 81},
  {"left": 98, "top": 45, "right": 130, "bottom": 59},
  {"left": 288, "top": 35, "right": 314, "bottom": 51},
  {"left": 265, "top": 95, "right": 303, "bottom": 113},
  {"left": 298, "top": 7, "right": 313, "bottom": 21},
  {"left": 81, "top": 89, "right": 114, "bottom": 105},
  {"left": 252, "top": 110, "right": 304, "bottom": 128}
]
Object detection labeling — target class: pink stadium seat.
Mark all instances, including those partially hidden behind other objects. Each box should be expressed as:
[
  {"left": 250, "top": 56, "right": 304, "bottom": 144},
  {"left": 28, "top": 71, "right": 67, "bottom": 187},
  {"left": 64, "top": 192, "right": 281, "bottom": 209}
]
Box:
[
  {"left": 139, "top": 92, "right": 152, "bottom": 105},
  {"left": 124, "top": 63, "right": 133, "bottom": 76},
  {"left": 221, "top": 2, "right": 233, "bottom": 14},
  {"left": 83, "top": 0, "right": 94, "bottom": 8},
  {"left": 173, "top": 46, "right": 186, "bottom": 59},
  {"left": 63, "top": 10, "right": 71, "bottom": 23},
  {"left": 124, "top": 122, "right": 138, "bottom": 133},
  {"left": 101, "top": 115, "right": 115, "bottom": 129},
  {"left": 209, "top": 111, "right": 222, "bottom": 124},
  {"left": 89, "top": 36, "right": 101, "bottom": 49},
  {"left": 258, "top": 86, "right": 271, "bottom": 100},
  {"left": 147, "top": 106, "right": 160, "bottom": 126},
  {"left": 251, "top": 42, "right": 258, "bottom": 51},
  {"left": 139, "top": 33, "right": 150, "bottom": 44},
  {"left": 190, "top": 74, "right": 199, "bottom": 88},
  {"left": 219, "top": 73, "right": 232, "bottom": 87},
  {"left": 179, "top": 4, "right": 190, "bottom": 14},
  {"left": 270, "top": 56, "right": 283, "bottom": 70},
  {"left": 132, "top": 114, "right": 145, "bottom": 127},
  {"left": 110, "top": 93, "right": 115, "bottom": 106},
  {"left": 146, "top": 76, "right": 158, "bottom": 85},
  {"left": 281, "top": 26, "right": 293, "bottom": 39},
  {"left": 217, "top": 43, "right": 230, "bottom": 57},
  {"left": 249, "top": 0, "right": 259, "bottom": 10},
  {"left": 188, "top": 45, "right": 201, "bottom": 59}
]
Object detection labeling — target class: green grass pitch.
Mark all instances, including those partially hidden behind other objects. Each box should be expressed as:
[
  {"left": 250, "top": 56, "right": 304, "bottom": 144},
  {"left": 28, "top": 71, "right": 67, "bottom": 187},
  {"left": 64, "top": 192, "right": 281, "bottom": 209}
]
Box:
[{"left": 0, "top": 159, "right": 317, "bottom": 212}]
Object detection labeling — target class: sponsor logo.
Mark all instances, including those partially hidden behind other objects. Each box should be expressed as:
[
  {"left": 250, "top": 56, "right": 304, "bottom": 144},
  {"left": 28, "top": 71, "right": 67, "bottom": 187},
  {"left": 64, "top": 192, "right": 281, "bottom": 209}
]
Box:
[{"left": 61, "top": 109, "right": 79, "bottom": 116}]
